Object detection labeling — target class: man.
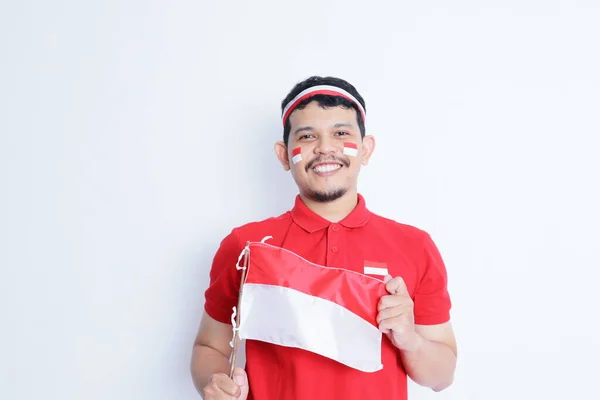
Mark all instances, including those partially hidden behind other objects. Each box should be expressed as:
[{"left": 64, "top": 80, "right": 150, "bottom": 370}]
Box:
[{"left": 190, "top": 76, "right": 457, "bottom": 399}]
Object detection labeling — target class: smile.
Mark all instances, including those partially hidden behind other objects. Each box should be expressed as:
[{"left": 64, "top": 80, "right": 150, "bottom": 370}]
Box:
[{"left": 312, "top": 163, "right": 342, "bottom": 173}]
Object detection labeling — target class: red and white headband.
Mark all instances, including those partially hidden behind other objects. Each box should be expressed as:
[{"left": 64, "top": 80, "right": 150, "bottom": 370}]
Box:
[{"left": 281, "top": 85, "right": 366, "bottom": 126}]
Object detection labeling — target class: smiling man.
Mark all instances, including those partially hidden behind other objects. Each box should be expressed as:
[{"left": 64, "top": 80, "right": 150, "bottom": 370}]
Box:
[{"left": 191, "top": 76, "right": 457, "bottom": 400}]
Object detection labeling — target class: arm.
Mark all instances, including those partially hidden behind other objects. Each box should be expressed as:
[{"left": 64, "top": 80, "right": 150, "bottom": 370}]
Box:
[
  {"left": 190, "top": 312, "right": 236, "bottom": 395},
  {"left": 399, "top": 322, "right": 457, "bottom": 391},
  {"left": 377, "top": 277, "right": 457, "bottom": 392},
  {"left": 192, "top": 229, "right": 252, "bottom": 398}
]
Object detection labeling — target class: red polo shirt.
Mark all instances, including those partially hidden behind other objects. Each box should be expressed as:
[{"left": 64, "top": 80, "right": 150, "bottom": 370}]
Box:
[{"left": 204, "top": 194, "right": 451, "bottom": 400}]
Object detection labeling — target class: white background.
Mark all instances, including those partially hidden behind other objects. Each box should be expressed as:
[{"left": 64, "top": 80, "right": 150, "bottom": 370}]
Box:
[{"left": 1, "top": 1, "right": 599, "bottom": 399}]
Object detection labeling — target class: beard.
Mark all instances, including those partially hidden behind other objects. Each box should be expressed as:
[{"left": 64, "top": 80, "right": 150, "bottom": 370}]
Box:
[
  {"left": 305, "top": 187, "right": 347, "bottom": 202},
  {"left": 302, "top": 155, "right": 351, "bottom": 202}
]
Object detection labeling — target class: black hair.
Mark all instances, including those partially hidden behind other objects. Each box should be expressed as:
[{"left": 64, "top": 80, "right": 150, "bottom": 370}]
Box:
[{"left": 280, "top": 76, "right": 366, "bottom": 145}]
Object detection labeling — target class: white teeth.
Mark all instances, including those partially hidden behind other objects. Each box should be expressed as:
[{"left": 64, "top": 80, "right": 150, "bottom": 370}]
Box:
[{"left": 313, "top": 164, "right": 342, "bottom": 173}]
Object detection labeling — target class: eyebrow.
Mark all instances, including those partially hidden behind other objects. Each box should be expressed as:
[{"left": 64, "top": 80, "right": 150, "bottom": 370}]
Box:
[
  {"left": 293, "top": 126, "right": 314, "bottom": 135},
  {"left": 293, "top": 122, "right": 356, "bottom": 135},
  {"left": 333, "top": 123, "right": 354, "bottom": 129}
]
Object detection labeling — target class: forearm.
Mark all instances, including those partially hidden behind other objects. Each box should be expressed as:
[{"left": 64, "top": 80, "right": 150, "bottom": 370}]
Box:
[
  {"left": 400, "top": 334, "right": 456, "bottom": 391},
  {"left": 190, "top": 344, "right": 231, "bottom": 394}
]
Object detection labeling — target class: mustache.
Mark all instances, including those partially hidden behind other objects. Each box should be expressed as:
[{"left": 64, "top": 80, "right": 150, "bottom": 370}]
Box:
[{"left": 305, "top": 155, "right": 350, "bottom": 172}]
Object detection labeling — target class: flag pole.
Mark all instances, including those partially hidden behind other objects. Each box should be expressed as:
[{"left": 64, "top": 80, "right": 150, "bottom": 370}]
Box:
[{"left": 229, "top": 241, "right": 250, "bottom": 379}]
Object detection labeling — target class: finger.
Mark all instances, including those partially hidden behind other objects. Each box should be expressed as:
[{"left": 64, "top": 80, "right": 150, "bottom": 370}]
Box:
[
  {"left": 378, "top": 315, "right": 405, "bottom": 332},
  {"left": 383, "top": 274, "right": 393, "bottom": 284},
  {"left": 232, "top": 367, "right": 249, "bottom": 400},
  {"left": 376, "top": 306, "right": 404, "bottom": 324},
  {"left": 232, "top": 367, "right": 247, "bottom": 380},
  {"left": 202, "top": 384, "right": 232, "bottom": 400},
  {"left": 232, "top": 367, "right": 247, "bottom": 389},
  {"left": 210, "top": 373, "right": 242, "bottom": 398},
  {"left": 377, "top": 294, "right": 404, "bottom": 311},
  {"left": 386, "top": 276, "right": 408, "bottom": 295}
]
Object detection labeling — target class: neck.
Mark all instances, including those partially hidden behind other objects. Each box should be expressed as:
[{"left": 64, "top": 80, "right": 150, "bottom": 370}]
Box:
[{"left": 299, "top": 190, "right": 359, "bottom": 222}]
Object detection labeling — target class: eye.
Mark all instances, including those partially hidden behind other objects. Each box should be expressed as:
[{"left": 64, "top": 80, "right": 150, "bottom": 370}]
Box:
[
  {"left": 299, "top": 134, "right": 315, "bottom": 140},
  {"left": 335, "top": 131, "right": 349, "bottom": 136}
]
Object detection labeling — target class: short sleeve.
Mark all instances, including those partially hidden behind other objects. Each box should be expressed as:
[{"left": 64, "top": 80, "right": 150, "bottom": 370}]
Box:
[
  {"left": 413, "top": 232, "right": 452, "bottom": 325},
  {"left": 203, "top": 229, "right": 244, "bottom": 324}
]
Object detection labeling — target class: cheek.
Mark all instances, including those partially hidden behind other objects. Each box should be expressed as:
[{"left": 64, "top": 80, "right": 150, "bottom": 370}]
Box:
[
  {"left": 290, "top": 146, "right": 303, "bottom": 165},
  {"left": 289, "top": 144, "right": 317, "bottom": 165},
  {"left": 345, "top": 150, "right": 361, "bottom": 165},
  {"left": 288, "top": 153, "right": 307, "bottom": 177}
]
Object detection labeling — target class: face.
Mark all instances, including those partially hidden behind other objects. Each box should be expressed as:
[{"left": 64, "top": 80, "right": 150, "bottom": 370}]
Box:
[{"left": 275, "top": 101, "right": 375, "bottom": 202}]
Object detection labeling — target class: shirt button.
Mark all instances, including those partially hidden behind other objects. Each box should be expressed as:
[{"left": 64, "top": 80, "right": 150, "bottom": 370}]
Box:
[
  {"left": 332, "top": 225, "right": 339, "bottom": 232},
  {"left": 332, "top": 246, "right": 338, "bottom": 252}
]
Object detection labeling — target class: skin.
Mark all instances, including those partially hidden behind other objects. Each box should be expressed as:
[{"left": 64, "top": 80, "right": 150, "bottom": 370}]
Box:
[
  {"left": 274, "top": 101, "right": 375, "bottom": 222},
  {"left": 379, "top": 275, "right": 457, "bottom": 392},
  {"left": 191, "top": 314, "right": 248, "bottom": 399},
  {"left": 190, "top": 100, "right": 457, "bottom": 399}
]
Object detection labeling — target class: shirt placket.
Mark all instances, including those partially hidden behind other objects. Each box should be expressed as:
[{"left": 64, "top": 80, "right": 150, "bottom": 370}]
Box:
[{"left": 326, "top": 223, "right": 341, "bottom": 267}]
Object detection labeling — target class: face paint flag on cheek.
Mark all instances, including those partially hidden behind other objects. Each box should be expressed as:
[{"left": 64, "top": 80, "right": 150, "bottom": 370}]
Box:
[
  {"left": 291, "top": 147, "right": 302, "bottom": 164},
  {"left": 343, "top": 142, "right": 358, "bottom": 157}
]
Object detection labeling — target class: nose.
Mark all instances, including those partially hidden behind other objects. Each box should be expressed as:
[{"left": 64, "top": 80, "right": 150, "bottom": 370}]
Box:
[{"left": 314, "top": 136, "right": 339, "bottom": 155}]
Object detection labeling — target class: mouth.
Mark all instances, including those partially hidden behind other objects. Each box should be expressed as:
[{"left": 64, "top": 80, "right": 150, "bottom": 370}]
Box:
[
  {"left": 305, "top": 156, "right": 350, "bottom": 176},
  {"left": 311, "top": 162, "right": 343, "bottom": 176}
]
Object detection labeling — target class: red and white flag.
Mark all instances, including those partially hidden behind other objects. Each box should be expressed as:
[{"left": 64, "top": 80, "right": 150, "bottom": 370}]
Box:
[
  {"left": 237, "top": 241, "right": 386, "bottom": 372},
  {"left": 291, "top": 147, "right": 302, "bottom": 164},
  {"left": 343, "top": 142, "right": 358, "bottom": 157}
]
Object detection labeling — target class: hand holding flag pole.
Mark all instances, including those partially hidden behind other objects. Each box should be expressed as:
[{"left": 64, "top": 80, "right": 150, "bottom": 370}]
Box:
[
  {"left": 229, "top": 241, "right": 250, "bottom": 379},
  {"left": 376, "top": 275, "right": 419, "bottom": 352}
]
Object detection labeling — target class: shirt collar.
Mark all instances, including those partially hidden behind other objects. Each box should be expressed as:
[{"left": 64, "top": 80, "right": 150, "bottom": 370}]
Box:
[{"left": 290, "top": 193, "right": 371, "bottom": 233}]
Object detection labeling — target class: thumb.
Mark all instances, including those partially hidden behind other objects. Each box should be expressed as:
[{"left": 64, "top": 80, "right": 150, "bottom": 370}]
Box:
[
  {"left": 232, "top": 367, "right": 249, "bottom": 400},
  {"left": 385, "top": 275, "right": 408, "bottom": 295}
]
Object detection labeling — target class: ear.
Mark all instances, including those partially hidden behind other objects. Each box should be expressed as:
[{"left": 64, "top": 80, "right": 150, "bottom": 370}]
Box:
[
  {"left": 360, "top": 135, "right": 376, "bottom": 166},
  {"left": 274, "top": 141, "right": 290, "bottom": 171}
]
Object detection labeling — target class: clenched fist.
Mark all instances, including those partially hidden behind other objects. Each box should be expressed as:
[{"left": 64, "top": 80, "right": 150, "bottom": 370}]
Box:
[
  {"left": 202, "top": 367, "right": 249, "bottom": 400},
  {"left": 376, "top": 275, "right": 419, "bottom": 352}
]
